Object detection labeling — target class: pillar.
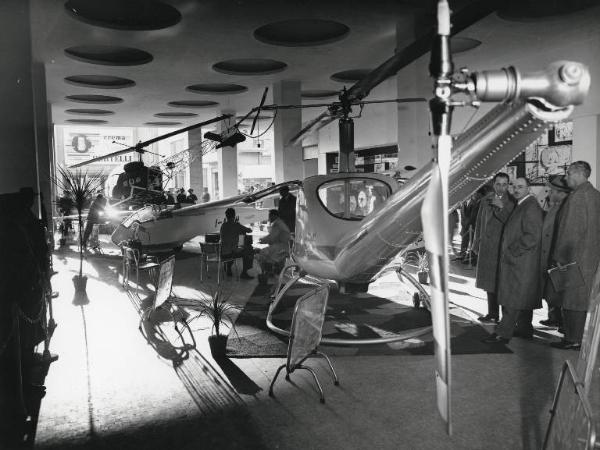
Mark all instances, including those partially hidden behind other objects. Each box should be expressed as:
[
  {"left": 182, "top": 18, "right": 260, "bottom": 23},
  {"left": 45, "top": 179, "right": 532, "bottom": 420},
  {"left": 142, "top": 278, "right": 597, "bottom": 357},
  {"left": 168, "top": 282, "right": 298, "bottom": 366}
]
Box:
[
  {"left": 273, "top": 80, "right": 303, "bottom": 182},
  {"left": 188, "top": 127, "right": 204, "bottom": 198},
  {"left": 0, "top": 0, "right": 38, "bottom": 196},
  {"left": 217, "top": 112, "right": 238, "bottom": 199}
]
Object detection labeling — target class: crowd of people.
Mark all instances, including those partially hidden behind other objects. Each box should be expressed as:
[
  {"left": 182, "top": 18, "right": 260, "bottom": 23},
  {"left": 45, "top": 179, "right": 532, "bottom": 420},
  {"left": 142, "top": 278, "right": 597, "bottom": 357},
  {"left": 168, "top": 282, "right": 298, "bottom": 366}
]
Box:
[{"left": 467, "top": 161, "right": 600, "bottom": 350}]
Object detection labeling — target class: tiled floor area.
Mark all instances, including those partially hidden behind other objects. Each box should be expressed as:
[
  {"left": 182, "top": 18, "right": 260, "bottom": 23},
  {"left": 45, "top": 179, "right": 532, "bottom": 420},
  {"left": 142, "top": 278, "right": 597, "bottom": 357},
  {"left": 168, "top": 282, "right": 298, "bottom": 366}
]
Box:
[{"left": 23, "top": 236, "right": 583, "bottom": 449}]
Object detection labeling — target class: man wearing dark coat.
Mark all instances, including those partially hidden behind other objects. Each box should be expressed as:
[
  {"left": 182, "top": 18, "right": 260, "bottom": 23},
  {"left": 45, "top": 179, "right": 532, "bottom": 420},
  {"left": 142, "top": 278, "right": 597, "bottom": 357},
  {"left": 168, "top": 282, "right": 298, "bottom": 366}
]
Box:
[
  {"left": 550, "top": 161, "right": 600, "bottom": 349},
  {"left": 473, "top": 173, "right": 515, "bottom": 323},
  {"left": 539, "top": 175, "right": 571, "bottom": 328},
  {"left": 82, "top": 192, "right": 107, "bottom": 248},
  {"left": 484, "top": 177, "right": 543, "bottom": 343},
  {"left": 277, "top": 186, "right": 296, "bottom": 233}
]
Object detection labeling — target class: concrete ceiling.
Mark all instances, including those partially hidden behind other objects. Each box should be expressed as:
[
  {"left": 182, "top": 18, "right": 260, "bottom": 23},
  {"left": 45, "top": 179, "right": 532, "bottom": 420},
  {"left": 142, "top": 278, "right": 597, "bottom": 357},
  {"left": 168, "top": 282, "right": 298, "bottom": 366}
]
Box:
[{"left": 29, "top": 0, "right": 597, "bottom": 131}]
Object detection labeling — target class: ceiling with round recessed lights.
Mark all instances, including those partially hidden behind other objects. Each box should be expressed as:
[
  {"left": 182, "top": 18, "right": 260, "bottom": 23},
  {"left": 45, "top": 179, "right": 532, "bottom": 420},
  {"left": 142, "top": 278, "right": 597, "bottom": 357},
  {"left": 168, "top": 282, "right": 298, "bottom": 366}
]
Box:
[
  {"left": 64, "top": 45, "right": 153, "bottom": 66},
  {"left": 65, "top": 94, "right": 123, "bottom": 104},
  {"left": 30, "top": 0, "right": 597, "bottom": 128},
  {"left": 144, "top": 121, "right": 182, "bottom": 126},
  {"left": 168, "top": 101, "right": 219, "bottom": 108},
  {"left": 212, "top": 59, "right": 287, "bottom": 76},
  {"left": 186, "top": 83, "right": 248, "bottom": 95},
  {"left": 64, "top": 75, "right": 135, "bottom": 88},
  {"left": 154, "top": 112, "right": 197, "bottom": 118},
  {"left": 64, "top": 0, "right": 181, "bottom": 30},
  {"left": 254, "top": 19, "right": 350, "bottom": 47},
  {"left": 330, "top": 69, "right": 372, "bottom": 83},
  {"left": 65, "top": 109, "right": 114, "bottom": 115},
  {"left": 66, "top": 119, "right": 109, "bottom": 124}
]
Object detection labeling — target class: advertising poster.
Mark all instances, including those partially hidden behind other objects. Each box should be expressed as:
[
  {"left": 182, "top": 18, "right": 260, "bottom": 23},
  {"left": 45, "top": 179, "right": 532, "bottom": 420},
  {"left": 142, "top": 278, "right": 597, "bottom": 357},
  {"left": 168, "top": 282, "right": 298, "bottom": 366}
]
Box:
[{"left": 63, "top": 126, "right": 135, "bottom": 168}]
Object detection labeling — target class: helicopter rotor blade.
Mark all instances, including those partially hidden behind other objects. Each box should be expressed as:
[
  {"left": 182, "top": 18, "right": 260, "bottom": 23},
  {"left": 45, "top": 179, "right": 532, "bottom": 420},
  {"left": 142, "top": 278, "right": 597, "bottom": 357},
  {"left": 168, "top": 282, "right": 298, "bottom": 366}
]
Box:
[
  {"left": 289, "top": 110, "right": 337, "bottom": 146},
  {"left": 68, "top": 114, "right": 232, "bottom": 169},
  {"left": 345, "top": 2, "right": 496, "bottom": 103},
  {"left": 250, "top": 87, "right": 269, "bottom": 135}
]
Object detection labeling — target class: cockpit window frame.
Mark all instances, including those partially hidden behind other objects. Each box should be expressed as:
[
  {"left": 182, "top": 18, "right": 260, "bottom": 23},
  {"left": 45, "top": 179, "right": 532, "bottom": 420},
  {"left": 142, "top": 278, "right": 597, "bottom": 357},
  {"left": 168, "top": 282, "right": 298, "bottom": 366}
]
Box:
[{"left": 316, "top": 177, "right": 392, "bottom": 221}]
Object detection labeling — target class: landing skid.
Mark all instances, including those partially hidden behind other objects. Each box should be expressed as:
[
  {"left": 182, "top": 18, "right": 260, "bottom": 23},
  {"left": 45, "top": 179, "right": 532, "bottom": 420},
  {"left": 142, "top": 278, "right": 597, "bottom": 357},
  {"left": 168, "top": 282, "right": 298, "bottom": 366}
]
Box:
[{"left": 266, "top": 263, "right": 433, "bottom": 346}]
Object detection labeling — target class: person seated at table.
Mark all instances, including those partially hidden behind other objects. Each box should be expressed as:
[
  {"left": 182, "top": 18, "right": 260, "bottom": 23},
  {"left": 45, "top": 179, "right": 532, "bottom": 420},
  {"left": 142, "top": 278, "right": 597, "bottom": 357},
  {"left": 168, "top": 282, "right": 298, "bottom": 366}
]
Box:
[
  {"left": 255, "top": 209, "right": 290, "bottom": 274},
  {"left": 219, "top": 207, "right": 253, "bottom": 279}
]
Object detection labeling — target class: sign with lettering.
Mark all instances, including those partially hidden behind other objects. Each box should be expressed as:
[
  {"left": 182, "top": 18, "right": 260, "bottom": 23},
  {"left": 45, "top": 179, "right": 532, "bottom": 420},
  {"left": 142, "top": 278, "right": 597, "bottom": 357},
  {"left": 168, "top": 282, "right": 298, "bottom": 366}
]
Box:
[{"left": 63, "top": 126, "right": 135, "bottom": 168}]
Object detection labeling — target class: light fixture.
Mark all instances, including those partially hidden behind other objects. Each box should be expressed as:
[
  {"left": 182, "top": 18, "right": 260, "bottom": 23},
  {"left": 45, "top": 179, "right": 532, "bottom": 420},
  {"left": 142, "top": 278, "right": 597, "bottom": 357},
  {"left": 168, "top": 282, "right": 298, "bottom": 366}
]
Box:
[{"left": 203, "top": 129, "right": 246, "bottom": 148}]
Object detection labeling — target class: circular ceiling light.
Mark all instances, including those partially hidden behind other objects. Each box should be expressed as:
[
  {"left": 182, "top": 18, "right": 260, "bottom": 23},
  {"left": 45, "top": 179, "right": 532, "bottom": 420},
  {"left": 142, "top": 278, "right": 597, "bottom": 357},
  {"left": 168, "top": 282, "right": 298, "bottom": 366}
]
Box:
[
  {"left": 145, "top": 121, "right": 183, "bottom": 126},
  {"left": 212, "top": 59, "right": 287, "bottom": 75},
  {"left": 154, "top": 112, "right": 198, "bottom": 118},
  {"left": 65, "top": 75, "right": 135, "bottom": 88},
  {"left": 451, "top": 37, "right": 482, "bottom": 53},
  {"left": 168, "top": 100, "right": 219, "bottom": 108},
  {"left": 301, "top": 89, "right": 339, "bottom": 99},
  {"left": 254, "top": 19, "right": 349, "bottom": 47},
  {"left": 66, "top": 108, "right": 114, "bottom": 115},
  {"left": 66, "top": 94, "right": 123, "bottom": 104},
  {"left": 330, "top": 69, "right": 372, "bottom": 83},
  {"left": 186, "top": 83, "right": 248, "bottom": 94},
  {"left": 65, "top": 45, "right": 153, "bottom": 66},
  {"left": 64, "top": 0, "right": 181, "bottom": 30},
  {"left": 66, "top": 119, "right": 108, "bottom": 124}
]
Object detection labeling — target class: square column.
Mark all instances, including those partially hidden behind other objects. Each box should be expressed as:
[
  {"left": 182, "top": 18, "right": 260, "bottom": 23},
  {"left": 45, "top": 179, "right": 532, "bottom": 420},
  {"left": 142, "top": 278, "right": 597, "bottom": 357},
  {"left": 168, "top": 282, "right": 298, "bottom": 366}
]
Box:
[
  {"left": 188, "top": 127, "right": 204, "bottom": 197},
  {"left": 273, "top": 80, "right": 303, "bottom": 182},
  {"left": 217, "top": 113, "right": 238, "bottom": 199}
]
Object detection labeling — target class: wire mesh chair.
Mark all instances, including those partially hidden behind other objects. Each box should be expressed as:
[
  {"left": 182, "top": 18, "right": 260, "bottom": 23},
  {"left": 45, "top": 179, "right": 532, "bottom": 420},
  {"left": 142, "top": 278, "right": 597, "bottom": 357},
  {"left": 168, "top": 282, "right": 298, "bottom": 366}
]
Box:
[
  {"left": 269, "top": 284, "right": 339, "bottom": 403},
  {"left": 121, "top": 245, "right": 160, "bottom": 290}
]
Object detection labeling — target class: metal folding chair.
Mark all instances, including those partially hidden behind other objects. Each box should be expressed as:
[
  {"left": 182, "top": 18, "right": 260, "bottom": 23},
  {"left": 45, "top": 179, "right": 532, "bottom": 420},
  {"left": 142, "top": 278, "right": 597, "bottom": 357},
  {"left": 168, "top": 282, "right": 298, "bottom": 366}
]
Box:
[
  {"left": 199, "top": 241, "right": 239, "bottom": 283},
  {"left": 269, "top": 284, "right": 339, "bottom": 403}
]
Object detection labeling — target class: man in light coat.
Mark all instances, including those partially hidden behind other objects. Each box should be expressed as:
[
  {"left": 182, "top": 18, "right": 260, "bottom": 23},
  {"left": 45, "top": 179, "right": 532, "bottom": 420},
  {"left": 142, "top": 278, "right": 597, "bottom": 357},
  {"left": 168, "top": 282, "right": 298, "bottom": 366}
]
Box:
[
  {"left": 550, "top": 161, "right": 600, "bottom": 350},
  {"left": 473, "top": 173, "right": 515, "bottom": 323},
  {"left": 539, "top": 175, "right": 571, "bottom": 328},
  {"left": 483, "top": 177, "right": 543, "bottom": 343}
]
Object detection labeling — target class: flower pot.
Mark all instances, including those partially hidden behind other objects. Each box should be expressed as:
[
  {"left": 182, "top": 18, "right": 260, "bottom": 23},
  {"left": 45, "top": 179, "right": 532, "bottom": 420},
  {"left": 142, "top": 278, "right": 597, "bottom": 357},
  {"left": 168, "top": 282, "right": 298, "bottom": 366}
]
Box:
[
  {"left": 417, "top": 271, "right": 429, "bottom": 284},
  {"left": 73, "top": 275, "right": 88, "bottom": 292},
  {"left": 208, "top": 335, "right": 228, "bottom": 359}
]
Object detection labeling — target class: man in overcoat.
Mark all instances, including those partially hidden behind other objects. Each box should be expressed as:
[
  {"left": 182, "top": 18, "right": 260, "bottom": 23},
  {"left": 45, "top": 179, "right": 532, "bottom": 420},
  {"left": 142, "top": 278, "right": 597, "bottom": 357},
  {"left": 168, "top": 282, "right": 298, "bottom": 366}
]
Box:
[
  {"left": 550, "top": 161, "right": 600, "bottom": 349},
  {"left": 539, "top": 175, "right": 571, "bottom": 328},
  {"left": 483, "top": 177, "right": 543, "bottom": 343},
  {"left": 473, "top": 173, "right": 515, "bottom": 323}
]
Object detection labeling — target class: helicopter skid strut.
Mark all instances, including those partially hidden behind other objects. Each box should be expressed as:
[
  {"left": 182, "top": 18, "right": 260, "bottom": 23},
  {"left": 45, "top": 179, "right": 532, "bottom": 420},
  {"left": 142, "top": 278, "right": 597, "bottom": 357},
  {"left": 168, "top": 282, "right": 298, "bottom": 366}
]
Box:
[{"left": 265, "top": 263, "right": 433, "bottom": 346}]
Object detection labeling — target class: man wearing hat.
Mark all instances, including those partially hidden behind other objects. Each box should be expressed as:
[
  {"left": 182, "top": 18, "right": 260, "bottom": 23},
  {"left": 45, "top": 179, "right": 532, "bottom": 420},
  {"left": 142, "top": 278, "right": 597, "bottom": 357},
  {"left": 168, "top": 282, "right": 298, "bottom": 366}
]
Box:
[
  {"left": 550, "top": 161, "right": 600, "bottom": 349},
  {"left": 187, "top": 188, "right": 198, "bottom": 204},
  {"left": 539, "top": 175, "right": 571, "bottom": 328}
]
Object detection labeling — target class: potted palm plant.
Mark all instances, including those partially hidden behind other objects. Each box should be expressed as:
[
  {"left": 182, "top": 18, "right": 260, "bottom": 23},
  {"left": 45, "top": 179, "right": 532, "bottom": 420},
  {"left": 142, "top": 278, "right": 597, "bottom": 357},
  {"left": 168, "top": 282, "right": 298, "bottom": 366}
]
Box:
[
  {"left": 196, "top": 287, "right": 240, "bottom": 359},
  {"left": 54, "top": 166, "right": 103, "bottom": 292},
  {"left": 416, "top": 252, "right": 430, "bottom": 284}
]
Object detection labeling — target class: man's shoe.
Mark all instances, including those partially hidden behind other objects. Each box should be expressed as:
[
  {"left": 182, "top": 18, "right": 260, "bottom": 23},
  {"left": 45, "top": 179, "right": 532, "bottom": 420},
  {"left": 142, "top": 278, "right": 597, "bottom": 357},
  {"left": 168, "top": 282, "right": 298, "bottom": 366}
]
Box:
[
  {"left": 539, "top": 319, "right": 560, "bottom": 328},
  {"left": 557, "top": 327, "right": 565, "bottom": 334},
  {"left": 478, "top": 314, "right": 499, "bottom": 324},
  {"left": 240, "top": 272, "right": 253, "bottom": 280},
  {"left": 550, "top": 340, "right": 581, "bottom": 350},
  {"left": 482, "top": 333, "right": 510, "bottom": 344}
]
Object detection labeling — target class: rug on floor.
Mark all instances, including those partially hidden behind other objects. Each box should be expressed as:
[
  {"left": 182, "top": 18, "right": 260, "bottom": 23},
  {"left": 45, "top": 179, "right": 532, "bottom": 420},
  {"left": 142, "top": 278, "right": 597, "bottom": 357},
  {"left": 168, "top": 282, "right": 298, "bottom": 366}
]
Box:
[{"left": 226, "top": 282, "right": 512, "bottom": 358}]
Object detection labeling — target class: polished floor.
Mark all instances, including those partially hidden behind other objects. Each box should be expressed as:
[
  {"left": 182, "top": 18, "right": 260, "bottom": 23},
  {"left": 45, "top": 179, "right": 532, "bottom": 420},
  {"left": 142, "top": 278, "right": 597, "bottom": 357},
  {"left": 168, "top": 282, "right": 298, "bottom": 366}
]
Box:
[{"left": 28, "top": 235, "right": 581, "bottom": 449}]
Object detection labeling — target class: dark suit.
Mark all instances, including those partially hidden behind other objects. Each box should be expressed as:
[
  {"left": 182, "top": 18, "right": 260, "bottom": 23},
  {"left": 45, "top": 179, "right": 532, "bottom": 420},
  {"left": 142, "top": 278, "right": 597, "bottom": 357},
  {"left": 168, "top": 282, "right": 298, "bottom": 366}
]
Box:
[
  {"left": 278, "top": 193, "right": 296, "bottom": 232},
  {"left": 496, "top": 195, "right": 543, "bottom": 339},
  {"left": 474, "top": 192, "right": 515, "bottom": 318},
  {"left": 552, "top": 181, "right": 600, "bottom": 342}
]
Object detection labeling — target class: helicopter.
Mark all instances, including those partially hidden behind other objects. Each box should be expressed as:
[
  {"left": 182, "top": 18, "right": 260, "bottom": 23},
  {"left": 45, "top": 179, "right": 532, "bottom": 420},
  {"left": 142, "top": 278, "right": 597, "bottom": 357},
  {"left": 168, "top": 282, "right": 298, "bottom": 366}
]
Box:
[{"left": 68, "top": 115, "right": 230, "bottom": 210}]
